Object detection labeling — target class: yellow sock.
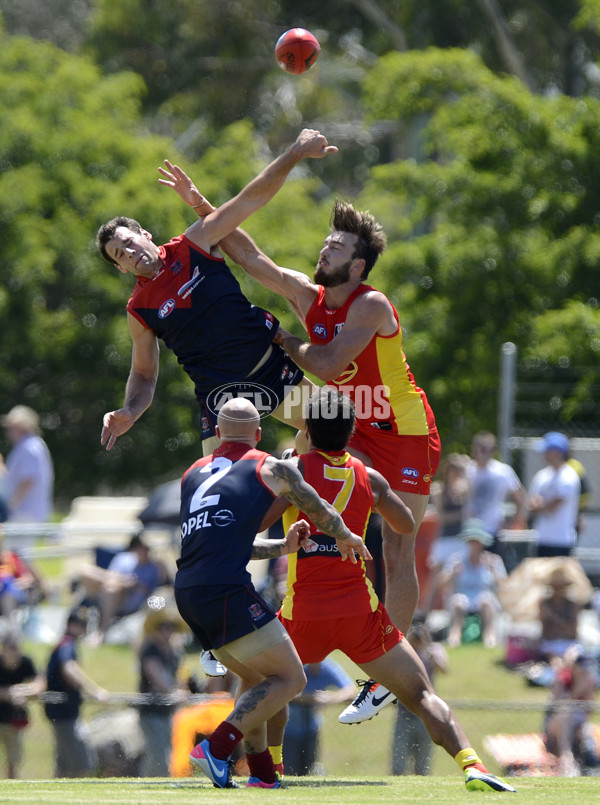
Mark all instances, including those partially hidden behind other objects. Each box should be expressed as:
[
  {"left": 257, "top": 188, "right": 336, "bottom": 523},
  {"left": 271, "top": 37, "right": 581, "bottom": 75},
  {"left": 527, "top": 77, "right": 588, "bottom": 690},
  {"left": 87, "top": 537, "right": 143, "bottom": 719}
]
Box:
[
  {"left": 455, "top": 748, "right": 483, "bottom": 771},
  {"left": 268, "top": 745, "right": 283, "bottom": 766}
]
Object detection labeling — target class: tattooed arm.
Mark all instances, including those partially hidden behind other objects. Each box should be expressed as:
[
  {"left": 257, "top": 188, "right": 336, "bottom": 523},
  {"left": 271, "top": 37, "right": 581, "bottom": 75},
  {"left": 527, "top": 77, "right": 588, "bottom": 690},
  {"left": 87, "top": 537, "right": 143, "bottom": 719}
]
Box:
[
  {"left": 260, "top": 457, "right": 371, "bottom": 563},
  {"left": 251, "top": 519, "right": 310, "bottom": 559}
]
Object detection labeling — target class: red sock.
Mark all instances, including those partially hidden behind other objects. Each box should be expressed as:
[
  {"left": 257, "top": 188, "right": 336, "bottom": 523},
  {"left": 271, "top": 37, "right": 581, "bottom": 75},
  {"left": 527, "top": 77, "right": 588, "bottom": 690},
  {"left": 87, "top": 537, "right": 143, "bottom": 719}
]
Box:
[
  {"left": 466, "top": 761, "right": 489, "bottom": 774},
  {"left": 208, "top": 721, "right": 243, "bottom": 761},
  {"left": 246, "top": 749, "right": 276, "bottom": 783}
]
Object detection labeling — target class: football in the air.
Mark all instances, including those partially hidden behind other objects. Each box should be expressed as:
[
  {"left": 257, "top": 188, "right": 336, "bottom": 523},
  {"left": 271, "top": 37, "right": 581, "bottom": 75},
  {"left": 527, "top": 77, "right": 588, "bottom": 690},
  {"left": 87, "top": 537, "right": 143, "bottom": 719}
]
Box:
[{"left": 275, "top": 28, "right": 320, "bottom": 75}]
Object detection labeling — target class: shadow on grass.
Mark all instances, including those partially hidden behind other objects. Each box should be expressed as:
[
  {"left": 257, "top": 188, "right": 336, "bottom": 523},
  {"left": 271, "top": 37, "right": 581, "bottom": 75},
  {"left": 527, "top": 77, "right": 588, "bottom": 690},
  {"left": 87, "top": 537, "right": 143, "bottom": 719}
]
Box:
[{"left": 45, "top": 777, "right": 389, "bottom": 788}]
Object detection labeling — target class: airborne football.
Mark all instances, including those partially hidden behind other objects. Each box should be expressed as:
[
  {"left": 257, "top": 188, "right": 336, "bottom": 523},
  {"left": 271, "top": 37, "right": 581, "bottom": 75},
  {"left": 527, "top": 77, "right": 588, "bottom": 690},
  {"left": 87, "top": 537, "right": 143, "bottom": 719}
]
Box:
[{"left": 275, "top": 28, "right": 320, "bottom": 75}]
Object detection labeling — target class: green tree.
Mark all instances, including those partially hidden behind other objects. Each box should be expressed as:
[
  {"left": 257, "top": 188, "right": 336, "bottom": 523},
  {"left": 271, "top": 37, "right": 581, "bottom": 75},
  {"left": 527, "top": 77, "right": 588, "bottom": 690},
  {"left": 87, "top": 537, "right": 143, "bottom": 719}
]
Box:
[
  {"left": 355, "top": 47, "right": 600, "bottom": 448},
  {"left": 0, "top": 33, "right": 336, "bottom": 506}
]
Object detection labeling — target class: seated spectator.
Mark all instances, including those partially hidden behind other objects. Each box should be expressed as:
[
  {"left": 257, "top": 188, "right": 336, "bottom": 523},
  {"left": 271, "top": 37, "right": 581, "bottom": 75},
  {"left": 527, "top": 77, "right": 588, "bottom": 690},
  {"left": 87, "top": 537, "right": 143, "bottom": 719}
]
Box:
[
  {"left": 391, "top": 618, "right": 449, "bottom": 775},
  {"left": 539, "top": 566, "right": 583, "bottom": 661},
  {"left": 543, "top": 644, "right": 598, "bottom": 776},
  {"left": 72, "top": 533, "right": 170, "bottom": 644},
  {"left": 282, "top": 658, "right": 355, "bottom": 776},
  {"left": 0, "top": 628, "right": 45, "bottom": 777},
  {"left": 440, "top": 519, "right": 507, "bottom": 648},
  {"left": 137, "top": 606, "right": 189, "bottom": 777},
  {"left": 0, "top": 528, "right": 46, "bottom": 620}
]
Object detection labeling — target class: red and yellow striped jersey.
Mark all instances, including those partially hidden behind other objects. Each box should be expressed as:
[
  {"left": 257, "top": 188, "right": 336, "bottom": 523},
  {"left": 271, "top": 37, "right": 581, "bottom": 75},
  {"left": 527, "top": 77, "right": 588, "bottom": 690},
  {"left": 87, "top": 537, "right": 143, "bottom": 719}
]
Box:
[
  {"left": 305, "top": 284, "right": 435, "bottom": 436},
  {"left": 281, "top": 449, "right": 379, "bottom": 620}
]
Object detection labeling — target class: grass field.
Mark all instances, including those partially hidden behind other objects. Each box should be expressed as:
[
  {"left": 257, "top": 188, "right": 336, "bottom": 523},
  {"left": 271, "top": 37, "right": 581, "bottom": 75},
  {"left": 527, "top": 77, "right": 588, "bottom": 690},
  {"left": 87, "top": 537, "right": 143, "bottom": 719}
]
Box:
[
  {"left": 15, "top": 638, "right": 553, "bottom": 780},
  {"left": 0, "top": 775, "right": 599, "bottom": 805}
]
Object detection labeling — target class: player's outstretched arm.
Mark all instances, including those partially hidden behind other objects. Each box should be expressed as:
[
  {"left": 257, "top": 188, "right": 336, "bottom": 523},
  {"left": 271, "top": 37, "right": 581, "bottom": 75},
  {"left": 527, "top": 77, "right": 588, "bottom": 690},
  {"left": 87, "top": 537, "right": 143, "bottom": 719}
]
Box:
[
  {"left": 185, "top": 129, "right": 337, "bottom": 251},
  {"left": 101, "top": 316, "right": 159, "bottom": 451},
  {"left": 219, "top": 228, "right": 317, "bottom": 322}
]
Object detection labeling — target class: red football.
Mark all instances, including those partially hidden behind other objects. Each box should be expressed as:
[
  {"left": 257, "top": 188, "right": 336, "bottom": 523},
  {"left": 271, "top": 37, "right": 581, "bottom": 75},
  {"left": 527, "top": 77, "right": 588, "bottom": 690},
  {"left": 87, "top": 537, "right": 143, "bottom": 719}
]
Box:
[{"left": 275, "top": 28, "right": 320, "bottom": 75}]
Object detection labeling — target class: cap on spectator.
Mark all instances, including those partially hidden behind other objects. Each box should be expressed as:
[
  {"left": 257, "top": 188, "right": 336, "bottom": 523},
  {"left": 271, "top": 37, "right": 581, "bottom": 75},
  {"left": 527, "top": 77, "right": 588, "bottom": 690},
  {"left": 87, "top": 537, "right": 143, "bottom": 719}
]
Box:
[
  {"left": 538, "top": 431, "right": 570, "bottom": 455},
  {"left": 1, "top": 405, "right": 40, "bottom": 433},
  {"left": 458, "top": 518, "right": 494, "bottom": 547}
]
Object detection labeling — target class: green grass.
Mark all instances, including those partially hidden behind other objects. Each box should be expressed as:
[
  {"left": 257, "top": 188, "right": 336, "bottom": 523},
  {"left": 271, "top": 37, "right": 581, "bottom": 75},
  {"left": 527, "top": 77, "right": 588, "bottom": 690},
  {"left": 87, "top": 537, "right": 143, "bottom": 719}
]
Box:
[
  {"left": 12, "top": 621, "right": 596, "bottom": 786},
  {"left": 0, "top": 775, "right": 598, "bottom": 805}
]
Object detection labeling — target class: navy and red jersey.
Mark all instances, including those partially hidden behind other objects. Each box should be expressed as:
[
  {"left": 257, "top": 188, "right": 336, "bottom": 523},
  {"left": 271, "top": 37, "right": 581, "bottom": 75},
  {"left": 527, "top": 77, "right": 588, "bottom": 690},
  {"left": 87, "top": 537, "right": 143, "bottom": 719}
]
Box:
[
  {"left": 175, "top": 442, "right": 276, "bottom": 589},
  {"left": 126, "top": 234, "right": 278, "bottom": 399},
  {"left": 281, "top": 449, "right": 379, "bottom": 620},
  {"left": 44, "top": 634, "right": 81, "bottom": 721}
]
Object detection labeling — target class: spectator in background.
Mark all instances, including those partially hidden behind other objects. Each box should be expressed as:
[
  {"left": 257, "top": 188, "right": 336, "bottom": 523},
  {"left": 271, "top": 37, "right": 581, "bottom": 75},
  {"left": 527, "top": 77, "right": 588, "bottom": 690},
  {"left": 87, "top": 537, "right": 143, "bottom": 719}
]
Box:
[
  {"left": 529, "top": 432, "right": 580, "bottom": 558},
  {"left": 137, "top": 606, "right": 189, "bottom": 777},
  {"left": 440, "top": 519, "right": 507, "bottom": 648},
  {"left": 0, "top": 406, "right": 53, "bottom": 537},
  {"left": 283, "top": 658, "right": 355, "bottom": 776},
  {"left": 73, "top": 533, "right": 169, "bottom": 644},
  {"left": 538, "top": 566, "right": 583, "bottom": 661},
  {"left": 44, "top": 607, "right": 109, "bottom": 777},
  {"left": 467, "top": 431, "right": 527, "bottom": 553},
  {"left": 391, "top": 618, "right": 449, "bottom": 775},
  {"left": 0, "top": 629, "right": 45, "bottom": 778},
  {"left": 0, "top": 528, "right": 46, "bottom": 620},
  {"left": 543, "top": 644, "right": 598, "bottom": 776},
  {"left": 565, "top": 448, "right": 592, "bottom": 538},
  {"left": 424, "top": 453, "right": 471, "bottom": 611}
]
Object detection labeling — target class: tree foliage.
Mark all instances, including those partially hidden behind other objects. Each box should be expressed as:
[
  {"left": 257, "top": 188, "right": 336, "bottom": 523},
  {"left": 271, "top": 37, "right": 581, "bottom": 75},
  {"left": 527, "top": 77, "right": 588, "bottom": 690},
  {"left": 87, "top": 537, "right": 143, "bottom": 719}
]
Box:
[
  {"left": 355, "top": 48, "right": 600, "bottom": 448},
  {"left": 1, "top": 3, "right": 600, "bottom": 508}
]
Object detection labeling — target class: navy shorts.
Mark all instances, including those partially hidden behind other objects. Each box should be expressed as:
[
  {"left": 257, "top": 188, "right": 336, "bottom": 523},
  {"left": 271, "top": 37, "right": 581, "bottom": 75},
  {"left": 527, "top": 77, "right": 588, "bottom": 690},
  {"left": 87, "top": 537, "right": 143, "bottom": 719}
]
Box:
[
  {"left": 174, "top": 583, "right": 277, "bottom": 651},
  {"left": 198, "top": 345, "right": 304, "bottom": 440}
]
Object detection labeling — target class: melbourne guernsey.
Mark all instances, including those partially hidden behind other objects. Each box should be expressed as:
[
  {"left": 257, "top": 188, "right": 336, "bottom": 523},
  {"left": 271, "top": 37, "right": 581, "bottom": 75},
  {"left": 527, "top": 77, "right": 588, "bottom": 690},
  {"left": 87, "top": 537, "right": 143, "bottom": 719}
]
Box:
[
  {"left": 176, "top": 442, "right": 275, "bottom": 589},
  {"left": 127, "top": 234, "right": 278, "bottom": 400}
]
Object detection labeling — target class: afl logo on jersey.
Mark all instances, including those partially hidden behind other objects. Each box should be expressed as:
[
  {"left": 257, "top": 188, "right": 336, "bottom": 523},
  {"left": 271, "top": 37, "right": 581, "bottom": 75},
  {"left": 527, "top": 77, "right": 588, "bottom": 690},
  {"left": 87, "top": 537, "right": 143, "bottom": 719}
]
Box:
[
  {"left": 158, "top": 299, "right": 176, "bottom": 319},
  {"left": 312, "top": 324, "right": 328, "bottom": 339},
  {"left": 334, "top": 362, "right": 358, "bottom": 384}
]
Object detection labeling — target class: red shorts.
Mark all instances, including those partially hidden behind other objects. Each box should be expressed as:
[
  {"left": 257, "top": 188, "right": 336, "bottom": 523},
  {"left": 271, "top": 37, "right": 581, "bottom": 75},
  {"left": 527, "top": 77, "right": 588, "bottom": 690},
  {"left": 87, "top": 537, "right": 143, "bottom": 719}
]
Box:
[
  {"left": 348, "top": 426, "right": 441, "bottom": 494},
  {"left": 279, "top": 603, "right": 403, "bottom": 665}
]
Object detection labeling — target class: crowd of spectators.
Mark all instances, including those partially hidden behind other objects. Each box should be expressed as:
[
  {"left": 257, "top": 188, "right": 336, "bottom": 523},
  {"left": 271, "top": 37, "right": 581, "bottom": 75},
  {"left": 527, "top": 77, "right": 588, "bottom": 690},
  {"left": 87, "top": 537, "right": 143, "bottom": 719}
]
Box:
[{"left": 0, "top": 422, "right": 596, "bottom": 781}]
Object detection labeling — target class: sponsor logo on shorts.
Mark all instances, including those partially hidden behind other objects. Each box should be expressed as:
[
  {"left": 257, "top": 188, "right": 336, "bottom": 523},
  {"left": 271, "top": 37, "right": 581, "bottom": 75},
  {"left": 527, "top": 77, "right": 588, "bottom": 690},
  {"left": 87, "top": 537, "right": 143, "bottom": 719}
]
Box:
[
  {"left": 334, "top": 323, "right": 344, "bottom": 335},
  {"left": 158, "top": 299, "right": 176, "bottom": 318},
  {"left": 312, "top": 324, "right": 328, "bottom": 338},
  {"left": 206, "top": 382, "right": 280, "bottom": 419},
  {"left": 385, "top": 625, "right": 394, "bottom": 634},
  {"left": 265, "top": 311, "right": 275, "bottom": 330},
  {"left": 249, "top": 603, "right": 266, "bottom": 621},
  {"left": 423, "top": 474, "right": 432, "bottom": 484},
  {"left": 402, "top": 467, "right": 420, "bottom": 478}
]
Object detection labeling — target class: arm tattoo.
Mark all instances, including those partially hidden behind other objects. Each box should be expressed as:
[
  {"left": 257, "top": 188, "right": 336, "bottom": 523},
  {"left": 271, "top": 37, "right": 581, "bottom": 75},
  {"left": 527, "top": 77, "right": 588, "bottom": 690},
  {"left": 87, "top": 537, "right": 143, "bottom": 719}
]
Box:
[
  {"left": 272, "top": 461, "right": 352, "bottom": 541},
  {"left": 251, "top": 538, "right": 284, "bottom": 560}
]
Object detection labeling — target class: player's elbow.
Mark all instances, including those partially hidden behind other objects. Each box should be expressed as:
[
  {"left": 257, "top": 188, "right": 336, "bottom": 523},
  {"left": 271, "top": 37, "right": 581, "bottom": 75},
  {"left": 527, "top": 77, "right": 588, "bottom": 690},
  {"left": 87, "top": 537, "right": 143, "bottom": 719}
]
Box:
[{"left": 312, "top": 358, "right": 347, "bottom": 382}]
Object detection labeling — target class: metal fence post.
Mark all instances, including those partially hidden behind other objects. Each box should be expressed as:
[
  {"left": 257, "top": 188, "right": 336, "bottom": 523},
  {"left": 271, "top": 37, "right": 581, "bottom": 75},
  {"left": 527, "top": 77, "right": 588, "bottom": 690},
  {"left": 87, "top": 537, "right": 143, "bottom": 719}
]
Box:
[{"left": 498, "top": 342, "right": 517, "bottom": 465}]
